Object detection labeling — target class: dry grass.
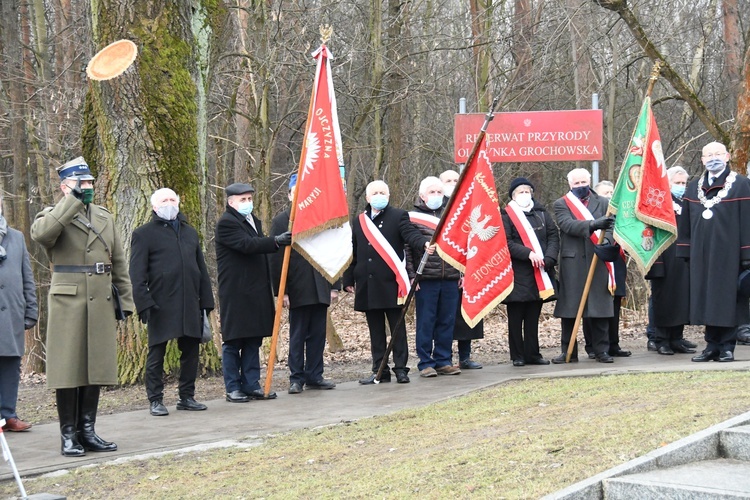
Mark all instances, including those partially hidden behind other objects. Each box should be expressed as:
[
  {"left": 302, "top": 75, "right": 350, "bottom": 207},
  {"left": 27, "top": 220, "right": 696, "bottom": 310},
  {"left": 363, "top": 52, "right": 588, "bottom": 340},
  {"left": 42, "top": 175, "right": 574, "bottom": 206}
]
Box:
[{"left": 4, "top": 370, "right": 749, "bottom": 499}]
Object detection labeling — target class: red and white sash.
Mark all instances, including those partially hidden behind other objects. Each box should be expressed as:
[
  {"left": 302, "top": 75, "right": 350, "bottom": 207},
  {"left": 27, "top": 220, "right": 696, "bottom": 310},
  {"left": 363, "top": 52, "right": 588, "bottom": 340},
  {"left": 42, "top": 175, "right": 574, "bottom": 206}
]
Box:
[
  {"left": 563, "top": 192, "right": 615, "bottom": 295},
  {"left": 408, "top": 211, "right": 440, "bottom": 231},
  {"left": 505, "top": 201, "right": 555, "bottom": 300},
  {"left": 359, "top": 212, "right": 411, "bottom": 304}
]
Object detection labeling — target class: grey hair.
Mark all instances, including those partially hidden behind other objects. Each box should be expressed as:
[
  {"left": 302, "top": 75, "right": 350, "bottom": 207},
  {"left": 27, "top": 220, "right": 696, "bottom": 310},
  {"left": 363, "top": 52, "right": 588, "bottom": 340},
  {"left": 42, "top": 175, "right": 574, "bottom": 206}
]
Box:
[
  {"left": 366, "top": 180, "right": 389, "bottom": 197},
  {"left": 419, "top": 176, "right": 443, "bottom": 196},
  {"left": 566, "top": 168, "right": 591, "bottom": 184},
  {"left": 667, "top": 166, "right": 688, "bottom": 182},
  {"left": 150, "top": 188, "right": 180, "bottom": 206}
]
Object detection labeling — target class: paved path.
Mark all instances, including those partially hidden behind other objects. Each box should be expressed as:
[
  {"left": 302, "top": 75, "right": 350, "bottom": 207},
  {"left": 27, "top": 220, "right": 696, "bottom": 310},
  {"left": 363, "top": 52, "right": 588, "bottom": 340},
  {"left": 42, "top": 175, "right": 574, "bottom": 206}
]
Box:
[{"left": 3, "top": 350, "right": 750, "bottom": 481}]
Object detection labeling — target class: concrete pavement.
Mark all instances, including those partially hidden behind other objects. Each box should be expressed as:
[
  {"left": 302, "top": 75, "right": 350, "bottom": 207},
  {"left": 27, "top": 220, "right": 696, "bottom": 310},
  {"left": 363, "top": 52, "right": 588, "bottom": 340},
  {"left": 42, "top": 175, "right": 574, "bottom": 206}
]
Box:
[{"left": 2, "top": 349, "right": 750, "bottom": 481}]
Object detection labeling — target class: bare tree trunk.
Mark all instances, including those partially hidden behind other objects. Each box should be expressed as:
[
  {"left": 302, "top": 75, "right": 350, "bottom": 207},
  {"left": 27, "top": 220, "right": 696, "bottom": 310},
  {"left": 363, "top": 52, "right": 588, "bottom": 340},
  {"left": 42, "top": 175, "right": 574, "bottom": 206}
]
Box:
[
  {"left": 469, "top": 0, "right": 493, "bottom": 111},
  {"left": 732, "top": 29, "right": 750, "bottom": 174},
  {"left": 83, "top": 0, "right": 224, "bottom": 384},
  {"left": 385, "top": 0, "right": 406, "bottom": 204},
  {"left": 722, "top": 0, "right": 742, "bottom": 103}
]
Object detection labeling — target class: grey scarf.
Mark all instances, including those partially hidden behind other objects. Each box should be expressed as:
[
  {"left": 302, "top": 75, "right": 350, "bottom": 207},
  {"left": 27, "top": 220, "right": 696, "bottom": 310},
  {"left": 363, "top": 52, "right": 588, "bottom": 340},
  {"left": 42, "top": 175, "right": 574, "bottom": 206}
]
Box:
[{"left": 0, "top": 215, "right": 7, "bottom": 260}]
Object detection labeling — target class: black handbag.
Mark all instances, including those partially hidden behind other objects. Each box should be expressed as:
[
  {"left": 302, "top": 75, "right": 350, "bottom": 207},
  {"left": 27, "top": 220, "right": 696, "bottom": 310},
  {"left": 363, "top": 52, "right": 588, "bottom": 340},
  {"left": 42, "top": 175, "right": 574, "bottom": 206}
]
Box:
[{"left": 112, "top": 283, "right": 126, "bottom": 321}]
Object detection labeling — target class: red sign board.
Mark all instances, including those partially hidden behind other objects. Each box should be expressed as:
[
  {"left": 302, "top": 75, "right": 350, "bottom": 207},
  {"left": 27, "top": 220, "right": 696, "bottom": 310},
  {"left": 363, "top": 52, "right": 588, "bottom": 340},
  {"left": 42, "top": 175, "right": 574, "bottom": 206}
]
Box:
[{"left": 454, "top": 109, "right": 603, "bottom": 163}]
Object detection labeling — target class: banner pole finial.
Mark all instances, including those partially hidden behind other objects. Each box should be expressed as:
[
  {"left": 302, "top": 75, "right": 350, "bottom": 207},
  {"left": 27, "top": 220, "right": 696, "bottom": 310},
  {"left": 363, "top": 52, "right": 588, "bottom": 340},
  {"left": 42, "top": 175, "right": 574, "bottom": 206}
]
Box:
[{"left": 320, "top": 25, "right": 333, "bottom": 44}]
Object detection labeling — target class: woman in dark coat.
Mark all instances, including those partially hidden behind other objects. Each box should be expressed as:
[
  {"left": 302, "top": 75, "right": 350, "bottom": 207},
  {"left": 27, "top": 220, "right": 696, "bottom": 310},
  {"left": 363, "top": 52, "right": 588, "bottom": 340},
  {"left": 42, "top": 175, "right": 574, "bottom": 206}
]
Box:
[{"left": 501, "top": 178, "right": 559, "bottom": 366}]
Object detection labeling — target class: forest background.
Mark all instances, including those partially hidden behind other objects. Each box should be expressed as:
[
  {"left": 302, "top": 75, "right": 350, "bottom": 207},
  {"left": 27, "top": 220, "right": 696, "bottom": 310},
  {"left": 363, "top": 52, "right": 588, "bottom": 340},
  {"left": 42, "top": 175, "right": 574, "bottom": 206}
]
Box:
[{"left": 0, "top": 0, "right": 749, "bottom": 384}]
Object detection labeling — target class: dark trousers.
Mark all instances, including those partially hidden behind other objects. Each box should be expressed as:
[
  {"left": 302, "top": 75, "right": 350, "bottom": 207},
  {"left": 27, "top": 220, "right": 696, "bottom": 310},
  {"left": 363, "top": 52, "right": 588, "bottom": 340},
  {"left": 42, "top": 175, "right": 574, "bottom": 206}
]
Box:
[
  {"left": 146, "top": 336, "right": 200, "bottom": 402},
  {"left": 288, "top": 304, "right": 328, "bottom": 384},
  {"left": 607, "top": 296, "right": 623, "bottom": 353},
  {"left": 365, "top": 308, "right": 409, "bottom": 375},
  {"left": 705, "top": 326, "right": 736, "bottom": 353},
  {"left": 0, "top": 356, "right": 21, "bottom": 420},
  {"left": 654, "top": 325, "right": 685, "bottom": 348},
  {"left": 561, "top": 317, "right": 609, "bottom": 357},
  {"left": 507, "top": 301, "right": 543, "bottom": 362},
  {"left": 457, "top": 340, "right": 472, "bottom": 362},
  {"left": 222, "top": 336, "right": 264, "bottom": 393},
  {"left": 415, "top": 280, "right": 459, "bottom": 370}
]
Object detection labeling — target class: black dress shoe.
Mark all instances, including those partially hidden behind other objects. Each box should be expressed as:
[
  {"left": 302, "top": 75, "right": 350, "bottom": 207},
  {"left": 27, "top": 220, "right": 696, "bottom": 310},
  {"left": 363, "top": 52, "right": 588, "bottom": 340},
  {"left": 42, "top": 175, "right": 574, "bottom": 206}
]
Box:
[
  {"left": 680, "top": 339, "right": 698, "bottom": 349},
  {"left": 526, "top": 358, "right": 550, "bottom": 365},
  {"left": 288, "top": 382, "right": 303, "bottom": 394},
  {"left": 247, "top": 389, "right": 277, "bottom": 400},
  {"left": 718, "top": 351, "right": 735, "bottom": 362},
  {"left": 551, "top": 353, "right": 578, "bottom": 364},
  {"left": 692, "top": 350, "right": 720, "bottom": 362},
  {"left": 609, "top": 349, "right": 632, "bottom": 357},
  {"left": 587, "top": 352, "right": 596, "bottom": 359},
  {"left": 150, "top": 400, "right": 169, "bottom": 416},
  {"left": 647, "top": 340, "right": 658, "bottom": 351},
  {"left": 226, "top": 390, "right": 250, "bottom": 403},
  {"left": 395, "top": 372, "right": 410, "bottom": 384},
  {"left": 596, "top": 353, "right": 614, "bottom": 363},
  {"left": 671, "top": 343, "right": 696, "bottom": 354},
  {"left": 306, "top": 379, "right": 336, "bottom": 390},
  {"left": 359, "top": 373, "right": 391, "bottom": 385},
  {"left": 512, "top": 359, "right": 525, "bottom": 367},
  {"left": 176, "top": 397, "right": 207, "bottom": 411},
  {"left": 657, "top": 346, "right": 674, "bottom": 355}
]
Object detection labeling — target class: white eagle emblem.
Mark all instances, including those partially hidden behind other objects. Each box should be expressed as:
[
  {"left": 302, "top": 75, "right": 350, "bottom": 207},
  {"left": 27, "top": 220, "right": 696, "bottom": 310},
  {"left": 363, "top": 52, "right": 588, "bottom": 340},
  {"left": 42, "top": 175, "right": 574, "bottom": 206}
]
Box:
[
  {"left": 466, "top": 205, "right": 500, "bottom": 258},
  {"left": 302, "top": 132, "right": 320, "bottom": 178}
]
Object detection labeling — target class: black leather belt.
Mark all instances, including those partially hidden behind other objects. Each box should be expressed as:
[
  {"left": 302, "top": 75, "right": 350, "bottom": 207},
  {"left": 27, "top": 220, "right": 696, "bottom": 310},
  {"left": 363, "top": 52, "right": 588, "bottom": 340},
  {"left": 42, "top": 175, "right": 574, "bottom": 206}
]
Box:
[{"left": 54, "top": 263, "right": 112, "bottom": 274}]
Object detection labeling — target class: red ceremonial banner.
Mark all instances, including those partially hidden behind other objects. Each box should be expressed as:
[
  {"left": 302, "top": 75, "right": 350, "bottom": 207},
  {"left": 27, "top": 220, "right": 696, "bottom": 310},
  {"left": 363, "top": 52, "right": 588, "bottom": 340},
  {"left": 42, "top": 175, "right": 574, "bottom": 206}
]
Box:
[
  {"left": 636, "top": 105, "right": 676, "bottom": 230},
  {"left": 454, "top": 110, "right": 603, "bottom": 163},
  {"left": 437, "top": 136, "right": 514, "bottom": 327}
]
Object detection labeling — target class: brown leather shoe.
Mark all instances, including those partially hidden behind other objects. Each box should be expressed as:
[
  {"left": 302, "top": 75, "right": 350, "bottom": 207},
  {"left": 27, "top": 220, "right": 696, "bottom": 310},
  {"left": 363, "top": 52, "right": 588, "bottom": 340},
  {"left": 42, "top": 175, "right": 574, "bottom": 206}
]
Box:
[{"left": 2, "top": 417, "right": 32, "bottom": 432}]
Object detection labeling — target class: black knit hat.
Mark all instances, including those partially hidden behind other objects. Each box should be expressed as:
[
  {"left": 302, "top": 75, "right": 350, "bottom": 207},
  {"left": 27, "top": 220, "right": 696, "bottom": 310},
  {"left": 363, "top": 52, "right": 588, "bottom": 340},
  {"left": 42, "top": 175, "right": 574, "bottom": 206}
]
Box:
[{"left": 508, "top": 177, "right": 534, "bottom": 198}]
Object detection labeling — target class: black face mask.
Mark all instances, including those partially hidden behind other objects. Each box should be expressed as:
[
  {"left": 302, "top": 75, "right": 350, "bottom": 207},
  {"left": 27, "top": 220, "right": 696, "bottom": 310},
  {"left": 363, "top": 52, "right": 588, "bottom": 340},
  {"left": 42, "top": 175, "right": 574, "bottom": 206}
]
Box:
[{"left": 571, "top": 185, "right": 590, "bottom": 199}]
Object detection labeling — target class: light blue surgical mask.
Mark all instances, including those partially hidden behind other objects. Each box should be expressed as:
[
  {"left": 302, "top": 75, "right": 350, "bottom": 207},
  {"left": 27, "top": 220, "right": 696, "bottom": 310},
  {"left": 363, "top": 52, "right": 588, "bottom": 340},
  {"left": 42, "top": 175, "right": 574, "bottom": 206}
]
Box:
[
  {"left": 237, "top": 201, "right": 253, "bottom": 217},
  {"left": 370, "top": 194, "right": 388, "bottom": 211},
  {"left": 425, "top": 195, "right": 443, "bottom": 210},
  {"left": 155, "top": 204, "right": 179, "bottom": 221},
  {"left": 705, "top": 158, "right": 726, "bottom": 173},
  {"left": 670, "top": 185, "right": 685, "bottom": 199}
]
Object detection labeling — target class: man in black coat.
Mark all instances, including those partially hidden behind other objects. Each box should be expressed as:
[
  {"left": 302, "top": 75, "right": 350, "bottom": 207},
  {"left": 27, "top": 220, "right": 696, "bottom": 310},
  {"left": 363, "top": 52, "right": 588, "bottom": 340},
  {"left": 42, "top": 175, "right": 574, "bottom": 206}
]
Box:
[
  {"left": 271, "top": 174, "right": 338, "bottom": 394},
  {"left": 343, "top": 180, "right": 431, "bottom": 384},
  {"left": 552, "top": 168, "right": 615, "bottom": 364},
  {"left": 677, "top": 141, "right": 750, "bottom": 362},
  {"left": 215, "top": 183, "right": 292, "bottom": 402},
  {"left": 646, "top": 166, "right": 694, "bottom": 355},
  {"left": 130, "top": 188, "right": 214, "bottom": 416}
]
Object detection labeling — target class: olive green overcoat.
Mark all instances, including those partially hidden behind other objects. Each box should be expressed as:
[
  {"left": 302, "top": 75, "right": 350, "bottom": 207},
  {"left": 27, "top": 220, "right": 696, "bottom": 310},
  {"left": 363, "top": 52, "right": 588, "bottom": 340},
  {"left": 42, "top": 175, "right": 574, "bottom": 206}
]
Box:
[{"left": 31, "top": 195, "right": 134, "bottom": 388}]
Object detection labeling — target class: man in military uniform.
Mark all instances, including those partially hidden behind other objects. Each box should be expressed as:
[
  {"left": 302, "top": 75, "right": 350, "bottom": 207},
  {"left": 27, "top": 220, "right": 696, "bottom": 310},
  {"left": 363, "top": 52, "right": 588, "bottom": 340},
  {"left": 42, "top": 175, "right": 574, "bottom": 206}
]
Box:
[{"left": 31, "top": 157, "right": 134, "bottom": 457}]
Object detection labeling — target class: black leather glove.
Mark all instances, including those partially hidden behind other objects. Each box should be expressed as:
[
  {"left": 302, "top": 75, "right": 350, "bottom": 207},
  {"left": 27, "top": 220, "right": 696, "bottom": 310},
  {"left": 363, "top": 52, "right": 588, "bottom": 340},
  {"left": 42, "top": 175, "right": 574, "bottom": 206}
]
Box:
[
  {"left": 138, "top": 304, "right": 159, "bottom": 324},
  {"left": 274, "top": 231, "right": 293, "bottom": 247},
  {"left": 70, "top": 180, "right": 84, "bottom": 200},
  {"left": 589, "top": 216, "right": 614, "bottom": 231},
  {"left": 24, "top": 318, "right": 37, "bottom": 330},
  {"left": 742, "top": 260, "right": 750, "bottom": 271},
  {"left": 542, "top": 257, "right": 555, "bottom": 269}
]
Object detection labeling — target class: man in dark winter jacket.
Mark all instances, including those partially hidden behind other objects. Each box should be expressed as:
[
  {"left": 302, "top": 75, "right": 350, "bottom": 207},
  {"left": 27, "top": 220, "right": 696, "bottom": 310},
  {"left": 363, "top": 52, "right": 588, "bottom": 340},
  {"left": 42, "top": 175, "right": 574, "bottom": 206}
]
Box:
[
  {"left": 130, "top": 188, "right": 214, "bottom": 417},
  {"left": 344, "top": 180, "right": 432, "bottom": 385},
  {"left": 216, "top": 183, "right": 292, "bottom": 402},
  {"left": 406, "top": 176, "right": 462, "bottom": 378},
  {"left": 271, "top": 174, "right": 338, "bottom": 394}
]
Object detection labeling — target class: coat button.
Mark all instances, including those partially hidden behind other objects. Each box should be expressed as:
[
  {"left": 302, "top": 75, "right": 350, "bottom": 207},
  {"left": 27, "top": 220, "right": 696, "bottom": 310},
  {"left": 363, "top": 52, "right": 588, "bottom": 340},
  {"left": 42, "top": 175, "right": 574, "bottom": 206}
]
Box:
[
  {"left": 368, "top": 274, "right": 373, "bottom": 278},
  {"left": 88, "top": 272, "right": 93, "bottom": 276},
  {"left": 0, "top": 284, "right": 4, "bottom": 289},
  {"left": 0, "top": 306, "right": 5, "bottom": 311},
  {"left": 87, "top": 249, "right": 91, "bottom": 253},
  {"left": 89, "top": 297, "right": 94, "bottom": 301},
  {"left": 368, "top": 258, "right": 372, "bottom": 262}
]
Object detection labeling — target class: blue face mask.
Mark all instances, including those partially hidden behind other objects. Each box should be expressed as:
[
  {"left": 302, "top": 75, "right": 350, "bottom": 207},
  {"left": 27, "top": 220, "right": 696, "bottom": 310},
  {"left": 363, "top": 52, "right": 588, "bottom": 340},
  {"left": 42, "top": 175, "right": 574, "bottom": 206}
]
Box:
[
  {"left": 237, "top": 201, "right": 253, "bottom": 217},
  {"left": 705, "top": 158, "right": 726, "bottom": 173},
  {"left": 571, "top": 185, "right": 590, "bottom": 199},
  {"left": 671, "top": 185, "right": 685, "bottom": 199},
  {"left": 425, "top": 195, "right": 443, "bottom": 210},
  {"left": 370, "top": 194, "right": 389, "bottom": 211}
]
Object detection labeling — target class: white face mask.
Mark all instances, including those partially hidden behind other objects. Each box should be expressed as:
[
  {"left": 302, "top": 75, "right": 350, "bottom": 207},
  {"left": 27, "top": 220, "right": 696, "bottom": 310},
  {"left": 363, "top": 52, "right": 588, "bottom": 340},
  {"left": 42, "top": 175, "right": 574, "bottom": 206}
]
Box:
[
  {"left": 443, "top": 184, "right": 455, "bottom": 197},
  {"left": 155, "top": 204, "right": 179, "bottom": 221},
  {"left": 515, "top": 192, "right": 533, "bottom": 209}
]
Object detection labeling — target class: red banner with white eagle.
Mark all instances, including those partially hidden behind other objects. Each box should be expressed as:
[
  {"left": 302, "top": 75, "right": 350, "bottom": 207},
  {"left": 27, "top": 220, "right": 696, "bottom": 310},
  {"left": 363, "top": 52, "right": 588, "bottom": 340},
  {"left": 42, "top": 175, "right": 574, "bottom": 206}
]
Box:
[
  {"left": 291, "top": 44, "right": 352, "bottom": 282},
  {"left": 436, "top": 135, "right": 514, "bottom": 327}
]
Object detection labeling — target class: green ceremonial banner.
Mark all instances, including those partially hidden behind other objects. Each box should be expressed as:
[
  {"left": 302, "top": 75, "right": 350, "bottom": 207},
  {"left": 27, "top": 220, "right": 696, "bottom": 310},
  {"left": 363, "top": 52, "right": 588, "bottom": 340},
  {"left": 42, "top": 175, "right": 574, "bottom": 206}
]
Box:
[{"left": 609, "top": 97, "right": 677, "bottom": 274}]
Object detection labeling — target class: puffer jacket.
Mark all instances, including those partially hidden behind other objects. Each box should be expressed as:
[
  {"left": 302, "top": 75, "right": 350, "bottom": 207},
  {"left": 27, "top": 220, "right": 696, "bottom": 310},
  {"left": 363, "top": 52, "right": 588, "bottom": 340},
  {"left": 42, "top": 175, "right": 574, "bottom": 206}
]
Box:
[{"left": 405, "top": 201, "right": 461, "bottom": 281}]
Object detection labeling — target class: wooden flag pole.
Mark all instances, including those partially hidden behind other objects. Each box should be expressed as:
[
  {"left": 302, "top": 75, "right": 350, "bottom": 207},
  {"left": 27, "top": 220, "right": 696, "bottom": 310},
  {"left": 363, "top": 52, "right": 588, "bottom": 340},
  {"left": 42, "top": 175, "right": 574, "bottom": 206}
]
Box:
[
  {"left": 564, "top": 62, "right": 662, "bottom": 362},
  {"left": 372, "top": 97, "right": 500, "bottom": 383},
  {"left": 263, "top": 26, "right": 333, "bottom": 397}
]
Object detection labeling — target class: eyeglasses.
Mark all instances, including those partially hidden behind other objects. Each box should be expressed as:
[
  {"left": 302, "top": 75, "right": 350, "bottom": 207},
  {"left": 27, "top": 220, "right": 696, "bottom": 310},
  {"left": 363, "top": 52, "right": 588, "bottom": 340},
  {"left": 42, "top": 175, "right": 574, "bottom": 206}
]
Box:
[{"left": 702, "top": 152, "right": 726, "bottom": 159}]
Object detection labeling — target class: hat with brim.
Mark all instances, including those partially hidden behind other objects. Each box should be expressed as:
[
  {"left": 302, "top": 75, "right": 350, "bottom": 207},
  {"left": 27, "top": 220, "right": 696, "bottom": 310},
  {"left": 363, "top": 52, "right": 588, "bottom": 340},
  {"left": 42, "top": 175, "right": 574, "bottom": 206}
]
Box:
[
  {"left": 738, "top": 269, "right": 750, "bottom": 297},
  {"left": 593, "top": 243, "right": 621, "bottom": 262},
  {"left": 225, "top": 183, "right": 255, "bottom": 197},
  {"left": 86, "top": 39, "right": 138, "bottom": 81},
  {"left": 57, "top": 156, "right": 95, "bottom": 181}
]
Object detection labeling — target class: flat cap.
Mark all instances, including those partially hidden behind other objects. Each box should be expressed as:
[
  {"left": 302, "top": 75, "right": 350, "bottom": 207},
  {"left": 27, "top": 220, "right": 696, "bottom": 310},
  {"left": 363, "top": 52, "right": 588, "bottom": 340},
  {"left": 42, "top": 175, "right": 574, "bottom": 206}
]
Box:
[{"left": 225, "top": 183, "right": 255, "bottom": 196}]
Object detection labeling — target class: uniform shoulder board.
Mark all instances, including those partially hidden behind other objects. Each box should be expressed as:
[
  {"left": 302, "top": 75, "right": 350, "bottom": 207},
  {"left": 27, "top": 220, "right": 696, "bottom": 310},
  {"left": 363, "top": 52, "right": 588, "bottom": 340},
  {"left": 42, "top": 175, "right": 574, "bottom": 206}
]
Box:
[
  {"left": 97, "top": 205, "right": 112, "bottom": 214},
  {"left": 41, "top": 206, "right": 54, "bottom": 213}
]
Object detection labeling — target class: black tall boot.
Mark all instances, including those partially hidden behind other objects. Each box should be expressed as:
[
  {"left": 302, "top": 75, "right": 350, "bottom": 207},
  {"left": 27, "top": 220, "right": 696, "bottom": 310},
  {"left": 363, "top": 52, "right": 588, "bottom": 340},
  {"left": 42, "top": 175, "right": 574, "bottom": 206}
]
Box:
[
  {"left": 77, "top": 385, "right": 117, "bottom": 452},
  {"left": 56, "top": 388, "right": 85, "bottom": 457}
]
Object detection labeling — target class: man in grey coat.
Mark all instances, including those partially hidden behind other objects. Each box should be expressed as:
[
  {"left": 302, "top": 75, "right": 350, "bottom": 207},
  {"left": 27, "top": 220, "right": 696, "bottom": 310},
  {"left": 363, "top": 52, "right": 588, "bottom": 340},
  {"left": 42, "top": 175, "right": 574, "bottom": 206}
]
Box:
[
  {"left": 552, "top": 168, "right": 615, "bottom": 364},
  {"left": 0, "top": 193, "right": 38, "bottom": 432}
]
